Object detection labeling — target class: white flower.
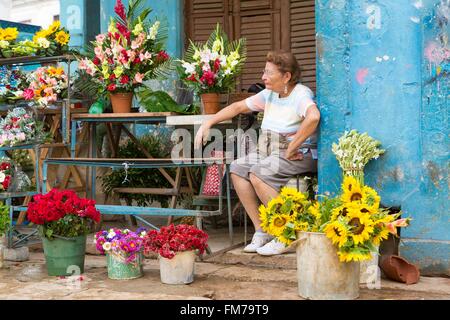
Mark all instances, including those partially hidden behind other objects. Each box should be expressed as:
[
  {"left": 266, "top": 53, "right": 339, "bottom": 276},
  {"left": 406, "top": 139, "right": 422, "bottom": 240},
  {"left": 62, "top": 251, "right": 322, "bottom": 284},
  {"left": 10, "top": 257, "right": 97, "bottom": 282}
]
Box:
[
  {"left": 0, "top": 172, "right": 5, "bottom": 183},
  {"left": 102, "top": 242, "right": 112, "bottom": 251},
  {"left": 107, "top": 231, "right": 116, "bottom": 239},
  {"left": 0, "top": 40, "right": 9, "bottom": 49},
  {"left": 182, "top": 61, "right": 196, "bottom": 74},
  {"left": 224, "top": 68, "right": 232, "bottom": 75},
  {"left": 148, "top": 21, "right": 160, "bottom": 40},
  {"left": 37, "top": 38, "right": 50, "bottom": 49}
]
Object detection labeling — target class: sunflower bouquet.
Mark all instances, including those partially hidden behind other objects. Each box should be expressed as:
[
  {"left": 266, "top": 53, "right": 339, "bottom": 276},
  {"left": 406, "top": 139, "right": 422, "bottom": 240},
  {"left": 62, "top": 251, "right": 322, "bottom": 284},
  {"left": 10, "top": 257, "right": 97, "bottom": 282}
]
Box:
[
  {"left": 0, "top": 27, "right": 20, "bottom": 58},
  {"left": 322, "top": 176, "right": 410, "bottom": 262},
  {"left": 259, "top": 187, "right": 316, "bottom": 246},
  {"left": 32, "top": 21, "right": 71, "bottom": 57},
  {"left": 259, "top": 177, "right": 410, "bottom": 263},
  {"left": 332, "top": 130, "right": 385, "bottom": 184}
]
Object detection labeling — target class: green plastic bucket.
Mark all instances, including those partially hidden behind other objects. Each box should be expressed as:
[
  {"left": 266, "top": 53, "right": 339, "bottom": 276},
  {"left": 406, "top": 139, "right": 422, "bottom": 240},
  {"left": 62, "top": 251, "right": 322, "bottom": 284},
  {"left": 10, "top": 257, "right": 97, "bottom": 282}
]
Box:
[
  {"left": 42, "top": 235, "right": 87, "bottom": 276},
  {"left": 107, "top": 251, "right": 144, "bottom": 280}
]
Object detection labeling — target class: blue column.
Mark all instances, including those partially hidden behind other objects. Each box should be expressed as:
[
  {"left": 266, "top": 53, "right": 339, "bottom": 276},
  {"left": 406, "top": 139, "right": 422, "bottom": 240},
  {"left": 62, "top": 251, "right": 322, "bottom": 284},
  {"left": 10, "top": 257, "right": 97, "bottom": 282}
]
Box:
[{"left": 317, "top": 0, "right": 449, "bottom": 275}]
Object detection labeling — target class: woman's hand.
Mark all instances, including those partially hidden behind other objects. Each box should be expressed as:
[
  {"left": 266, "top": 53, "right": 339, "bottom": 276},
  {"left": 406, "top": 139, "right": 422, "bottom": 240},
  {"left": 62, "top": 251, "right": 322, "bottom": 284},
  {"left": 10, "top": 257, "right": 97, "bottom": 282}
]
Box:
[
  {"left": 194, "top": 123, "right": 211, "bottom": 149},
  {"left": 284, "top": 146, "right": 304, "bottom": 161}
]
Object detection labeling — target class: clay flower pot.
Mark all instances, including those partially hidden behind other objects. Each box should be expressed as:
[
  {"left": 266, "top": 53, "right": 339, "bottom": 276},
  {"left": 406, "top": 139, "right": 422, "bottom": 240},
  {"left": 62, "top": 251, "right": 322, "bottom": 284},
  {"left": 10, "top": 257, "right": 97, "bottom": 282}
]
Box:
[
  {"left": 380, "top": 255, "right": 420, "bottom": 285},
  {"left": 110, "top": 92, "right": 133, "bottom": 113},
  {"left": 201, "top": 93, "right": 220, "bottom": 114}
]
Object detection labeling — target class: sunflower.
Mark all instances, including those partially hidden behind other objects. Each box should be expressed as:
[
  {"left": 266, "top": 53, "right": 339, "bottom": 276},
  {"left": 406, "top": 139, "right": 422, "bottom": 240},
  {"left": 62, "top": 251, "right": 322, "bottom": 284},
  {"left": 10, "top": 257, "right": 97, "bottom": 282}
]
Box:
[
  {"left": 308, "top": 202, "right": 321, "bottom": 219},
  {"left": 294, "top": 221, "right": 309, "bottom": 232},
  {"left": 281, "top": 187, "right": 306, "bottom": 202},
  {"left": 33, "top": 30, "right": 50, "bottom": 43},
  {"left": 341, "top": 176, "right": 365, "bottom": 203},
  {"left": 324, "top": 220, "right": 349, "bottom": 247},
  {"left": 267, "top": 197, "right": 284, "bottom": 215},
  {"left": 48, "top": 21, "right": 61, "bottom": 34},
  {"left": 337, "top": 249, "right": 373, "bottom": 262},
  {"left": 372, "top": 227, "right": 390, "bottom": 246},
  {"left": 362, "top": 185, "right": 381, "bottom": 210},
  {"left": 0, "top": 27, "right": 19, "bottom": 41},
  {"left": 259, "top": 204, "right": 270, "bottom": 232},
  {"left": 346, "top": 210, "right": 374, "bottom": 245},
  {"left": 55, "top": 30, "right": 70, "bottom": 45},
  {"left": 268, "top": 214, "right": 291, "bottom": 237}
]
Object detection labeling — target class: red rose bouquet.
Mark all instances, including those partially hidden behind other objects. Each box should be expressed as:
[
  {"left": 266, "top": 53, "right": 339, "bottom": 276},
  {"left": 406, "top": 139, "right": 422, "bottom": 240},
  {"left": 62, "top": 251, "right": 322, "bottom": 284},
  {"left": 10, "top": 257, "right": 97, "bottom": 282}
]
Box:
[
  {"left": 144, "top": 224, "right": 208, "bottom": 259},
  {"left": 27, "top": 189, "right": 101, "bottom": 239}
]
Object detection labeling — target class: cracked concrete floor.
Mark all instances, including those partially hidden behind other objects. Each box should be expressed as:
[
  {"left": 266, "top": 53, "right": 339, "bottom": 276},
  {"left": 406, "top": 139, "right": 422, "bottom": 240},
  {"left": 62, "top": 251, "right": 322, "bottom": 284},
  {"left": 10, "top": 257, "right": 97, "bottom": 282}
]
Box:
[{"left": 0, "top": 252, "right": 449, "bottom": 300}]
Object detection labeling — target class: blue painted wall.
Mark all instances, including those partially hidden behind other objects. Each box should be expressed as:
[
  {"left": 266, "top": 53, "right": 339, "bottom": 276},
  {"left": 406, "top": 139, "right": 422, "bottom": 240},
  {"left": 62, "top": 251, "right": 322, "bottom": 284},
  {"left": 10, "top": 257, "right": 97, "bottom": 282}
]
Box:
[{"left": 317, "top": 0, "right": 449, "bottom": 275}]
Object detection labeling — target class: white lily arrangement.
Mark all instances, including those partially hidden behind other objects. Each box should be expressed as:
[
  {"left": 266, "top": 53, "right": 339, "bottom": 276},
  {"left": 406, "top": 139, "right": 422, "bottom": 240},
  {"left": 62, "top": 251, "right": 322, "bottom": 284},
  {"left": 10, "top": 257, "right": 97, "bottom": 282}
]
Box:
[{"left": 332, "top": 130, "right": 385, "bottom": 184}]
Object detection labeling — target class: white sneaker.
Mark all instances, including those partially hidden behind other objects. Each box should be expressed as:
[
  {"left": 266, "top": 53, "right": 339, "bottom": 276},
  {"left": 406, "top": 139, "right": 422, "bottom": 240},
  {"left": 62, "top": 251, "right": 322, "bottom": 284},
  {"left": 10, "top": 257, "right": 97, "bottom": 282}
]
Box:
[
  {"left": 256, "top": 238, "right": 293, "bottom": 256},
  {"left": 243, "top": 232, "right": 273, "bottom": 253}
]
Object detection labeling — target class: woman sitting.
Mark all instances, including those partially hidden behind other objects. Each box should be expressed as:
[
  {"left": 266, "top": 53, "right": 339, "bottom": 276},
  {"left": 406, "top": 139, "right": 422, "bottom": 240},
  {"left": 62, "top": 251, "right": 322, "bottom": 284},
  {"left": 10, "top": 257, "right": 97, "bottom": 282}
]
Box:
[{"left": 195, "top": 50, "right": 320, "bottom": 256}]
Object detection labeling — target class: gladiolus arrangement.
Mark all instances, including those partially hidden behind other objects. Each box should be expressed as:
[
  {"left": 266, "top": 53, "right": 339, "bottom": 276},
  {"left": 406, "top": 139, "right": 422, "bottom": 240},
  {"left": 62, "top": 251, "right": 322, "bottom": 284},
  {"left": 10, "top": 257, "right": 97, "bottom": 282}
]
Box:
[{"left": 78, "top": 0, "right": 171, "bottom": 95}]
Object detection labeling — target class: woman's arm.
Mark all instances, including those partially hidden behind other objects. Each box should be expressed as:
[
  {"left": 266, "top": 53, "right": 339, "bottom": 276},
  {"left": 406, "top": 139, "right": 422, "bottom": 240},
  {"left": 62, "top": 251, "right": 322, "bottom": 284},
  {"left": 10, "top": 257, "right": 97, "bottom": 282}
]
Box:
[
  {"left": 194, "top": 99, "right": 252, "bottom": 149},
  {"left": 285, "top": 104, "right": 321, "bottom": 160}
]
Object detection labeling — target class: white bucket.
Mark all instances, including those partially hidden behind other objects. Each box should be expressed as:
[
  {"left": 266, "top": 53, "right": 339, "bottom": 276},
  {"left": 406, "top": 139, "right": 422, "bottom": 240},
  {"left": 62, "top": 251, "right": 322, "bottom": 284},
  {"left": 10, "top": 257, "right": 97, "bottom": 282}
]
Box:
[
  {"left": 159, "top": 250, "right": 196, "bottom": 285},
  {"left": 296, "top": 231, "right": 360, "bottom": 300}
]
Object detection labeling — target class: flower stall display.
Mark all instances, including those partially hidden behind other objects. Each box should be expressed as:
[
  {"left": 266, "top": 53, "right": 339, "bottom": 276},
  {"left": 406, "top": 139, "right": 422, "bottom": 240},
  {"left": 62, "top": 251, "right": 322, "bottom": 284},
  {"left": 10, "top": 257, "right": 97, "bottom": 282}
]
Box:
[
  {"left": 332, "top": 130, "right": 385, "bottom": 184},
  {"left": 23, "top": 66, "right": 69, "bottom": 108},
  {"left": 0, "top": 159, "right": 12, "bottom": 193},
  {"left": 26, "top": 189, "right": 101, "bottom": 276},
  {"left": 32, "top": 21, "right": 71, "bottom": 57},
  {"left": 177, "top": 24, "right": 246, "bottom": 114},
  {"left": 95, "top": 228, "right": 147, "bottom": 279},
  {"left": 0, "top": 27, "right": 19, "bottom": 58},
  {"left": 78, "top": 0, "right": 171, "bottom": 113},
  {"left": 0, "top": 67, "right": 30, "bottom": 105},
  {"left": 0, "top": 107, "right": 47, "bottom": 147},
  {"left": 144, "top": 224, "right": 208, "bottom": 284}
]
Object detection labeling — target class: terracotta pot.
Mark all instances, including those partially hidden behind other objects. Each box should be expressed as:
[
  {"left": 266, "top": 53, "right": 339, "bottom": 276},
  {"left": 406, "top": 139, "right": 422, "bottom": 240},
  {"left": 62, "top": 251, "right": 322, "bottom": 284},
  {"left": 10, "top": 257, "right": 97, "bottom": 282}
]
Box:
[
  {"left": 110, "top": 92, "right": 133, "bottom": 113},
  {"left": 201, "top": 93, "right": 221, "bottom": 114},
  {"left": 380, "top": 255, "right": 420, "bottom": 285}
]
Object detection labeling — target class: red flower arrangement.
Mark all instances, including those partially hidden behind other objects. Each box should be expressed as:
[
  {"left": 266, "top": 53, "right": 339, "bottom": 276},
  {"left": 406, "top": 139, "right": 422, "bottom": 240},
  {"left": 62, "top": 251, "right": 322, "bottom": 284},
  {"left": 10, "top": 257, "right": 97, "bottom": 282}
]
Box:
[
  {"left": 0, "top": 160, "right": 11, "bottom": 192},
  {"left": 144, "top": 224, "right": 208, "bottom": 259},
  {"left": 27, "top": 189, "right": 100, "bottom": 239}
]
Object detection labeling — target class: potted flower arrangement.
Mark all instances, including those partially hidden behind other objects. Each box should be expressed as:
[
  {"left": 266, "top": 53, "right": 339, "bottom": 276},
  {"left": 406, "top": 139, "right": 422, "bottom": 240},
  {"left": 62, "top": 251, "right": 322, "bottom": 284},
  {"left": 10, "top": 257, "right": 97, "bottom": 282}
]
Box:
[
  {"left": 0, "top": 27, "right": 19, "bottom": 58},
  {"left": 259, "top": 180, "right": 410, "bottom": 299},
  {"left": 177, "top": 23, "right": 247, "bottom": 114},
  {"left": 144, "top": 224, "right": 208, "bottom": 285},
  {"left": 78, "top": 0, "right": 171, "bottom": 113},
  {"left": 23, "top": 66, "right": 69, "bottom": 108},
  {"left": 0, "top": 159, "right": 12, "bottom": 193},
  {"left": 0, "top": 202, "right": 10, "bottom": 268},
  {"left": 26, "top": 189, "right": 101, "bottom": 276},
  {"left": 0, "top": 68, "right": 29, "bottom": 105},
  {"left": 95, "top": 227, "right": 147, "bottom": 280},
  {"left": 32, "top": 21, "right": 71, "bottom": 57},
  {"left": 0, "top": 107, "right": 48, "bottom": 147}
]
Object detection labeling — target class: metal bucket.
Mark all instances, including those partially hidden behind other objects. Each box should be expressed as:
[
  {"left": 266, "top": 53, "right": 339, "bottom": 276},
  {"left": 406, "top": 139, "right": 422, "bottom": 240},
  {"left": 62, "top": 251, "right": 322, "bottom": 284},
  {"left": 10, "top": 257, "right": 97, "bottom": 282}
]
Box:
[
  {"left": 107, "top": 251, "right": 144, "bottom": 280},
  {"left": 42, "top": 235, "right": 87, "bottom": 276},
  {"left": 159, "top": 250, "right": 196, "bottom": 285},
  {"left": 296, "top": 231, "right": 360, "bottom": 300}
]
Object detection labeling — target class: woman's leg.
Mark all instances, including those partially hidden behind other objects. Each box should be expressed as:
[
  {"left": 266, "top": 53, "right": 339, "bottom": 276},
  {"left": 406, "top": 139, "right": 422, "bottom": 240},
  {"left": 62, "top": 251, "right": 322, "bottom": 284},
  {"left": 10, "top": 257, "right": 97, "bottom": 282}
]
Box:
[
  {"left": 249, "top": 173, "right": 279, "bottom": 206},
  {"left": 231, "top": 173, "right": 263, "bottom": 231}
]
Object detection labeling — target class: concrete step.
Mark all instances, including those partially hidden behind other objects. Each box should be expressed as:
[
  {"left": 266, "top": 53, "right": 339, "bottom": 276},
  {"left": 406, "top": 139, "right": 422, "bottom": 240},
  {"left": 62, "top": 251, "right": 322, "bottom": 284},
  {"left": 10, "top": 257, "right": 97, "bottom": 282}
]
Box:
[{"left": 206, "top": 247, "right": 297, "bottom": 269}]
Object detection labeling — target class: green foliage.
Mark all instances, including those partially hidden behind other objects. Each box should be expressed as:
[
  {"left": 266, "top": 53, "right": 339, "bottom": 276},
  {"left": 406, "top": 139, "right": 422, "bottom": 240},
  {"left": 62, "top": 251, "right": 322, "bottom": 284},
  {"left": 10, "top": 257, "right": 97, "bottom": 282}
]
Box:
[
  {"left": 101, "top": 133, "right": 175, "bottom": 207},
  {"left": 40, "top": 214, "right": 93, "bottom": 239},
  {"left": 316, "top": 196, "right": 342, "bottom": 232},
  {"left": 137, "top": 88, "right": 199, "bottom": 114},
  {"left": 0, "top": 202, "right": 10, "bottom": 237}
]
